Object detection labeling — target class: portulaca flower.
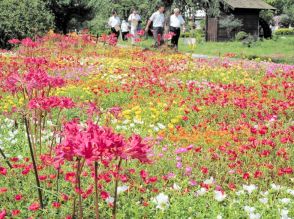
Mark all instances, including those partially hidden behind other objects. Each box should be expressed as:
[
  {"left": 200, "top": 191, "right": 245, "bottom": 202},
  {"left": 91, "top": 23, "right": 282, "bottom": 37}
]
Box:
[
  {"left": 243, "top": 184, "right": 257, "bottom": 194},
  {"left": 280, "top": 209, "right": 290, "bottom": 219},
  {"left": 271, "top": 183, "right": 282, "bottom": 191},
  {"left": 259, "top": 197, "right": 268, "bottom": 204},
  {"left": 157, "top": 123, "right": 166, "bottom": 129},
  {"left": 236, "top": 190, "right": 245, "bottom": 196},
  {"left": 172, "top": 183, "right": 181, "bottom": 191},
  {"left": 286, "top": 189, "right": 294, "bottom": 196},
  {"left": 260, "top": 191, "right": 269, "bottom": 196},
  {"left": 195, "top": 188, "right": 207, "bottom": 196},
  {"left": 216, "top": 215, "right": 222, "bottom": 219},
  {"left": 153, "top": 193, "right": 169, "bottom": 210},
  {"left": 105, "top": 196, "right": 114, "bottom": 204},
  {"left": 214, "top": 191, "right": 227, "bottom": 202},
  {"left": 117, "top": 185, "right": 129, "bottom": 195},
  {"left": 249, "top": 213, "right": 261, "bottom": 219},
  {"left": 203, "top": 177, "right": 214, "bottom": 185},
  {"left": 244, "top": 206, "right": 256, "bottom": 214},
  {"left": 279, "top": 198, "right": 291, "bottom": 205}
]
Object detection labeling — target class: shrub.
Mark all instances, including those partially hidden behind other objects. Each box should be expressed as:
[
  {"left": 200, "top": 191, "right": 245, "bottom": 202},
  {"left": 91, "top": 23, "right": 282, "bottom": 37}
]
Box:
[
  {"left": 235, "top": 31, "right": 248, "bottom": 41},
  {"left": 279, "top": 14, "right": 291, "bottom": 28},
  {"left": 242, "top": 34, "right": 255, "bottom": 47},
  {"left": 275, "top": 28, "right": 294, "bottom": 36},
  {"left": 0, "top": 0, "right": 54, "bottom": 49}
]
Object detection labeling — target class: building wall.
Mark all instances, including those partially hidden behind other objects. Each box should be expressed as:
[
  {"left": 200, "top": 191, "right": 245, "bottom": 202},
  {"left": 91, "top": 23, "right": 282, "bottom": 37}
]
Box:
[{"left": 207, "top": 8, "right": 260, "bottom": 41}]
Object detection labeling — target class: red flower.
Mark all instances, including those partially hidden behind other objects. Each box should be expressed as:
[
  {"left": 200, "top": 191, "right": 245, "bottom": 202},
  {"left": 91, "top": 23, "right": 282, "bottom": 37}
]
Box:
[
  {"left": 14, "top": 194, "right": 22, "bottom": 201},
  {"left": 0, "top": 167, "right": 7, "bottom": 176},
  {"left": 52, "top": 202, "right": 61, "bottom": 208},
  {"left": 11, "top": 209, "right": 20, "bottom": 216},
  {"left": 243, "top": 172, "right": 250, "bottom": 180},
  {"left": 100, "top": 191, "right": 109, "bottom": 200},
  {"left": 0, "top": 209, "right": 6, "bottom": 219},
  {"left": 8, "top": 39, "right": 20, "bottom": 44},
  {"left": 28, "top": 202, "right": 40, "bottom": 211}
]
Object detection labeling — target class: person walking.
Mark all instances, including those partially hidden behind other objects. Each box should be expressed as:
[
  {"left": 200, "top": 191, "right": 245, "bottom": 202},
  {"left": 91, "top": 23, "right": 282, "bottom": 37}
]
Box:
[
  {"left": 121, "top": 20, "right": 130, "bottom": 41},
  {"left": 145, "top": 5, "right": 165, "bottom": 48},
  {"left": 128, "top": 9, "right": 141, "bottom": 45},
  {"left": 170, "top": 8, "right": 185, "bottom": 51},
  {"left": 108, "top": 11, "right": 121, "bottom": 39}
]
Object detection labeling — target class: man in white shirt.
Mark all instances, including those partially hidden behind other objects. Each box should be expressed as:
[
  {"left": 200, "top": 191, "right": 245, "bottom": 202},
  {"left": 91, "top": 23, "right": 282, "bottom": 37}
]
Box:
[
  {"left": 128, "top": 9, "right": 141, "bottom": 45},
  {"left": 170, "top": 8, "right": 185, "bottom": 51},
  {"left": 108, "top": 11, "right": 121, "bottom": 39},
  {"left": 145, "top": 5, "right": 165, "bottom": 47}
]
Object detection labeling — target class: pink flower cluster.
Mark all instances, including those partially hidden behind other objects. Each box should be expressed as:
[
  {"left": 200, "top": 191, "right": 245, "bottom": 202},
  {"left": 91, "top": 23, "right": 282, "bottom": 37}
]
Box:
[
  {"left": 28, "top": 96, "right": 75, "bottom": 111},
  {"left": 55, "top": 120, "right": 151, "bottom": 167}
]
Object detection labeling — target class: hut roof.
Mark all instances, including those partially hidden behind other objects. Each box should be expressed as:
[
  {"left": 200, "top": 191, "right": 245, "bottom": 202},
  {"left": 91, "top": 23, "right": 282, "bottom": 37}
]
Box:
[{"left": 223, "top": 0, "right": 276, "bottom": 10}]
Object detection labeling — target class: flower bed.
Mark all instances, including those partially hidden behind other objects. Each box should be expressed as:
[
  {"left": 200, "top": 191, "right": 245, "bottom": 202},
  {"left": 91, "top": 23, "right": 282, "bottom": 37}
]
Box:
[{"left": 0, "top": 33, "right": 293, "bottom": 218}]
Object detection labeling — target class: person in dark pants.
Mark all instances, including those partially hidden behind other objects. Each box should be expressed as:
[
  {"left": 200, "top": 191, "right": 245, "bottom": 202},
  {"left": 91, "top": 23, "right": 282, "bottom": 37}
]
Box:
[
  {"left": 108, "top": 11, "right": 121, "bottom": 39},
  {"left": 121, "top": 20, "right": 130, "bottom": 41},
  {"left": 145, "top": 5, "right": 165, "bottom": 48},
  {"left": 170, "top": 8, "right": 185, "bottom": 51}
]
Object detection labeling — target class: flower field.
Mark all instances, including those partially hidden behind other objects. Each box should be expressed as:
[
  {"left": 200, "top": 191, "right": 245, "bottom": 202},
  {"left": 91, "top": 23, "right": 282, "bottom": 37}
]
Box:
[{"left": 0, "top": 33, "right": 293, "bottom": 219}]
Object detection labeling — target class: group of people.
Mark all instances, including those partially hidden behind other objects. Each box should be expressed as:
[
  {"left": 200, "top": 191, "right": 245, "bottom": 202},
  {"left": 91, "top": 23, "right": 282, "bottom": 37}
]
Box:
[{"left": 108, "top": 5, "right": 186, "bottom": 50}]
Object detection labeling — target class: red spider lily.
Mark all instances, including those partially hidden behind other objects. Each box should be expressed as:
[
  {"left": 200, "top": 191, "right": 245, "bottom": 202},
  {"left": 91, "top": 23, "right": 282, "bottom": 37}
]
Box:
[
  {"left": 126, "top": 33, "right": 134, "bottom": 39},
  {"left": 28, "top": 96, "right": 75, "bottom": 111},
  {"left": 120, "top": 135, "right": 151, "bottom": 163},
  {"left": 21, "top": 37, "right": 39, "bottom": 48},
  {"left": 55, "top": 120, "right": 151, "bottom": 165},
  {"left": 163, "top": 32, "right": 175, "bottom": 41},
  {"left": 137, "top": 30, "right": 145, "bottom": 36},
  {"left": 8, "top": 38, "right": 21, "bottom": 44}
]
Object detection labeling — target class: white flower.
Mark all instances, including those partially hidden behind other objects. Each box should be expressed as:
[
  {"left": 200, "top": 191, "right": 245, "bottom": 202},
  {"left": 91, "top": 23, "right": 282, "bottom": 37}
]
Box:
[
  {"left": 195, "top": 188, "right": 207, "bottom": 196},
  {"left": 236, "top": 190, "right": 245, "bottom": 196},
  {"left": 117, "top": 185, "right": 129, "bottom": 195},
  {"left": 280, "top": 209, "right": 290, "bottom": 219},
  {"left": 122, "top": 120, "right": 130, "bottom": 124},
  {"left": 244, "top": 206, "right": 256, "bottom": 214},
  {"left": 216, "top": 215, "right": 222, "bottom": 219},
  {"left": 243, "top": 184, "right": 257, "bottom": 194},
  {"left": 271, "top": 184, "right": 282, "bottom": 191},
  {"left": 279, "top": 198, "right": 291, "bottom": 205},
  {"left": 105, "top": 196, "right": 114, "bottom": 204},
  {"left": 153, "top": 193, "right": 169, "bottom": 210},
  {"left": 153, "top": 126, "right": 159, "bottom": 132},
  {"left": 172, "top": 183, "right": 181, "bottom": 191},
  {"left": 214, "top": 190, "right": 227, "bottom": 202},
  {"left": 286, "top": 189, "right": 294, "bottom": 196},
  {"left": 17, "top": 155, "right": 23, "bottom": 160},
  {"left": 157, "top": 123, "right": 166, "bottom": 129},
  {"left": 249, "top": 213, "right": 261, "bottom": 219},
  {"left": 259, "top": 197, "right": 268, "bottom": 204},
  {"left": 203, "top": 177, "right": 214, "bottom": 185},
  {"left": 260, "top": 191, "right": 269, "bottom": 196},
  {"left": 129, "top": 123, "right": 135, "bottom": 128}
]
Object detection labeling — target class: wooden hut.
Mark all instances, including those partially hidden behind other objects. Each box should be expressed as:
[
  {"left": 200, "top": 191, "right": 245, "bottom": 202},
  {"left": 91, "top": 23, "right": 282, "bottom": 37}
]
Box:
[{"left": 206, "top": 0, "right": 275, "bottom": 41}]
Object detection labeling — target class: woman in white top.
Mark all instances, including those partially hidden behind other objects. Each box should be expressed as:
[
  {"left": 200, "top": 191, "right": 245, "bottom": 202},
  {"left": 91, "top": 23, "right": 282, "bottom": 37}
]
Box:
[
  {"left": 121, "top": 20, "right": 130, "bottom": 41},
  {"left": 128, "top": 9, "right": 141, "bottom": 45},
  {"left": 170, "top": 8, "right": 185, "bottom": 50},
  {"left": 108, "top": 11, "right": 121, "bottom": 38}
]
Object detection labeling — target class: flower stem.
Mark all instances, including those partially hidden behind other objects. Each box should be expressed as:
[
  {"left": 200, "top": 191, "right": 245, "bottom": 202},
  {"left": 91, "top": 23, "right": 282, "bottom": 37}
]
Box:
[
  {"left": 24, "top": 117, "right": 44, "bottom": 209},
  {"left": 0, "top": 147, "right": 12, "bottom": 169},
  {"left": 94, "top": 161, "right": 99, "bottom": 219},
  {"left": 112, "top": 158, "right": 122, "bottom": 219}
]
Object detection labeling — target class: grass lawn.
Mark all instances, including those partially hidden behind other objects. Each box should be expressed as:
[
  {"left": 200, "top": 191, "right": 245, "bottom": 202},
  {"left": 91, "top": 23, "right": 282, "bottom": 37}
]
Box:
[{"left": 120, "top": 35, "right": 294, "bottom": 64}]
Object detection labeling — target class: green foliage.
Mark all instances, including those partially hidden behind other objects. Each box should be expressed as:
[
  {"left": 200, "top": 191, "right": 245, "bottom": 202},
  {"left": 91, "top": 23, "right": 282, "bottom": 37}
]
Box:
[
  {"left": 219, "top": 15, "right": 243, "bottom": 38},
  {"left": 275, "top": 28, "right": 294, "bottom": 36},
  {"left": 44, "top": 0, "right": 93, "bottom": 34},
  {"left": 0, "top": 0, "right": 54, "bottom": 48},
  {"left": 235, "top": 31, "right": 248, "bottom": 41},
  {"left": 242, "top": 34, "right": 255, "bottom": 48},
  {"left": 260, "top": 10, "right": 274, "bottom": 24}
]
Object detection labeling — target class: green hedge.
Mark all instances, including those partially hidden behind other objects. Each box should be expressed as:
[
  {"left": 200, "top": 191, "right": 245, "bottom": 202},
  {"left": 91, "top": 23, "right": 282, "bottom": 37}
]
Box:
[
  {"left": 0, "top": 0, "right": 54, "bottom": 49},
  {"left": 274, "top": 28, "right": 294, "bottom": 36},
  {"left": 181, "top": 30, "right": 204, "bottom": 38}
]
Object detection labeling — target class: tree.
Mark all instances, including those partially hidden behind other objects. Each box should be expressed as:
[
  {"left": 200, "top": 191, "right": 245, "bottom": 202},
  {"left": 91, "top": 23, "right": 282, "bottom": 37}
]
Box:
[
  {"left": 43, "top": 0, "right": 94, "bottom": 34},
  {"left": 0, "top": 0, "right": 54, "bottom": 48},
  {"left": 219, "top": 15, "right": 243, "bottom": 38}
]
